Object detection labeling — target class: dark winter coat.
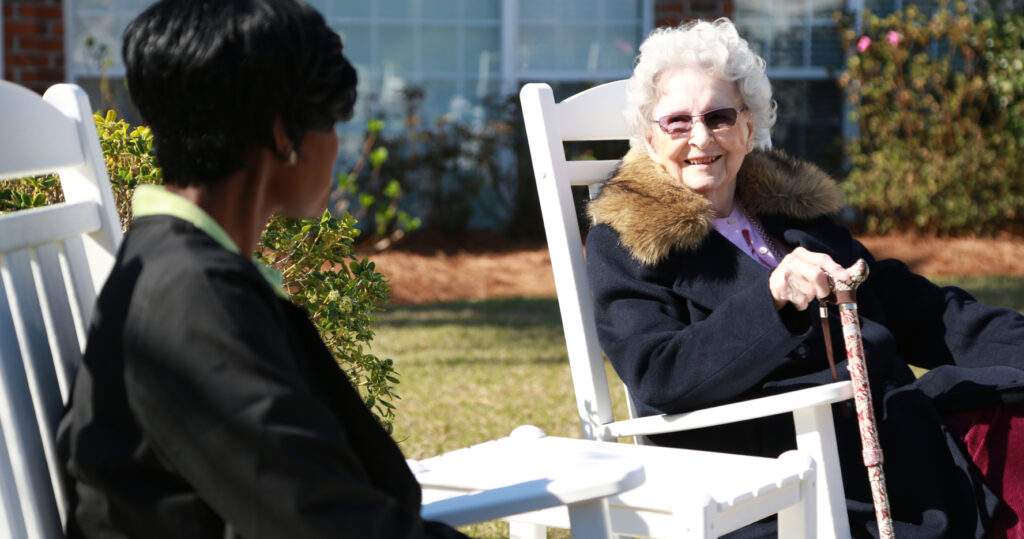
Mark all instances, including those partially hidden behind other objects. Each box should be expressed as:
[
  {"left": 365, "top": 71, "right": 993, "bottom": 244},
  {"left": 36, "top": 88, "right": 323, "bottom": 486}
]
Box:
[
  {"left": 586, "top": 148, "right": 1024, "bottom": 538},
  {"left": 57, "top": 215, "right": 466, "bottom": 539}
]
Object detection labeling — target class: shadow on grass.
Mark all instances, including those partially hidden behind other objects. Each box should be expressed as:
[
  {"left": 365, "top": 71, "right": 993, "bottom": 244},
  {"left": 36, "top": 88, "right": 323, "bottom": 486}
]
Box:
[
  {"left": 378, "top": 297, "right": 563, "bottom": 329},
  {"left": 414, "top": 354, "right": 567, "bottom": 367}
]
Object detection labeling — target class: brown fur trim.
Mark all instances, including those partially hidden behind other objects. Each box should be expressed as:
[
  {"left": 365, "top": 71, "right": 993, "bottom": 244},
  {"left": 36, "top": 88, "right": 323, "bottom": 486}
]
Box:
[{"left": 588, "top": 148, "right": 844, "bottom": 265}]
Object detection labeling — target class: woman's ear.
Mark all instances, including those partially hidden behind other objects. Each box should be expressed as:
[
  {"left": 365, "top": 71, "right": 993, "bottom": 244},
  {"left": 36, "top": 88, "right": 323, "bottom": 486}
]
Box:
[
  {"left": 272, "top": 116, "right": 298, "bottom": 165},
  {"left": 744, "top": 116, "right": 755, "bottom": 154}
]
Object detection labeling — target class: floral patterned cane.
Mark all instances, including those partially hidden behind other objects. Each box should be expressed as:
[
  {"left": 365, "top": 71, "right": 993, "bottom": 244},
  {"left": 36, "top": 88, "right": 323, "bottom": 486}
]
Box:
[{"left": 832, "top": 259, "right": 895, "bottom": 538}]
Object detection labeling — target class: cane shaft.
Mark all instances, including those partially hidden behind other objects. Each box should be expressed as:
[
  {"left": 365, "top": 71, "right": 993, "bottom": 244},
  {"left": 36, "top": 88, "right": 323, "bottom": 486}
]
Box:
[
  {"left": 819, "top": 305, "right": 839, "bottom": 381},
  {"left": 839, "top": 303, "right": 895, "bottom": 538}
]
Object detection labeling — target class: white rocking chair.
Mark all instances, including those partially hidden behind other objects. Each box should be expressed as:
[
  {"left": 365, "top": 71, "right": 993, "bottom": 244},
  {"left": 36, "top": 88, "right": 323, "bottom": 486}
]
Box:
[
  {"left": 519, "top": 80, "right": 856, "bottom": 538},
  {"left": 0, "top": 80, "right": 646, "bottom": 539}
]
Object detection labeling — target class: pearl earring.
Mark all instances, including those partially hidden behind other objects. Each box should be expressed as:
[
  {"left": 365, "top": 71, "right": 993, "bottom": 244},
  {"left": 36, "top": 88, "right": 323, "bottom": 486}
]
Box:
[{"left": 287, "top": 150, "right": 298, "bottom": 165}]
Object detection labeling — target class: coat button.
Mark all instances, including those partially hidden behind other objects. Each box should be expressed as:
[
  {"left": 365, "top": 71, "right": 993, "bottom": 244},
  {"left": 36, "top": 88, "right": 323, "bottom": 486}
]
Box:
[{"left": 796, "top": 345, "right": 807, "bottom": 356}]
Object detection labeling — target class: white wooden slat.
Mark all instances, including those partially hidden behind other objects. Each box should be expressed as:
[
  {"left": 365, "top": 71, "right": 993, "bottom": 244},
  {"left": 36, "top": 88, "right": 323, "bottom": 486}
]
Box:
[
  {"left": 32, "top": 243, "right": 83, "bottom": 401},
  {"left": 0, "top": 256, "right": 63, "bottom": 539},
  {"left": 60, "top": 236, "right": 98, "bottom": 334},
  {"left": 563, "top": 160, "right": 621, "bottom": 187},
  {"left": 1, "top": 250, "right": 69, "bottom": 525},
  {"left": 0, "top": 424, "right": 29, "bottom": 539},
  {"left": 555, "top": 80, "right": 630, "bottom": 142},
  {"left": 0, "top": 81, "right": 85, "bottom": 181},
  {"left": 521, "top": 83, "right": 616, "bottom": 441},
  {"left": 0, "top": 201, "right": 102, "bottom": 253},
  {"left": 44, "top": 85, "right": 124, "bottom": 298},
  {"left": 602, "top": 382, "right": 854, "bottom": 439}
]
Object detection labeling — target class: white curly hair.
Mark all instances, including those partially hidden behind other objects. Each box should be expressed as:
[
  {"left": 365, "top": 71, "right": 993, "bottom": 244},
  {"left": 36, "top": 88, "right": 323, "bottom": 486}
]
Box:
[{"left": 625, "top": 18, "right": 776, "bottom": 150}]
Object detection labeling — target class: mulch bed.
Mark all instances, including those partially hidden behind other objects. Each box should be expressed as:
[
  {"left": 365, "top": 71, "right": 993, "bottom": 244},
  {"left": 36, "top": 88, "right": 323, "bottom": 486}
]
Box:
[{"left": 367, "top": 234, "right": 1024, "bottom": 305}]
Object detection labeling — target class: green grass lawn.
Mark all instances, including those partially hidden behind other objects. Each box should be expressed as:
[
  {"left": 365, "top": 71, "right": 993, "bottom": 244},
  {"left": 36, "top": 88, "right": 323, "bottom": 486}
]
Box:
[{"left": 371, "top": 276, "right": 1024, "bottom": 537}]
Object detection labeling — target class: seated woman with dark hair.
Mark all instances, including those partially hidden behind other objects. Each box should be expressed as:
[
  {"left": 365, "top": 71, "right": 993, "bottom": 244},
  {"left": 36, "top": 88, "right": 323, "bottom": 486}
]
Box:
[{"left": 57, "top": 1, "right": 466, "bottom": 538}]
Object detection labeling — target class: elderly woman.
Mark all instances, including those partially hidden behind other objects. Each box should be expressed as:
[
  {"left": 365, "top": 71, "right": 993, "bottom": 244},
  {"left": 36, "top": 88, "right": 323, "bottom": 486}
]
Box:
[
  {"left": 56, "top": 1, "right": 467, "bottom": 538},
  {"left": 587, "top": 19, "right": 1024, "bottom": 538}
]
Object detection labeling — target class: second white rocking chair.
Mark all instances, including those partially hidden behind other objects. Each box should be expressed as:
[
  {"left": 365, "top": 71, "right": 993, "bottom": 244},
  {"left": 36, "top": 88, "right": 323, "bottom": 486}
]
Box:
[{"left": 519, "top": 80, "right": 856, "bottom": 538}]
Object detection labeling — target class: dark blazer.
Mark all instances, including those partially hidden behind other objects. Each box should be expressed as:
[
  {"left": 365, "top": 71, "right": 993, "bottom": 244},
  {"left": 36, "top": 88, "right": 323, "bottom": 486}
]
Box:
[
  {"left": 586, "top": 149, "right": 1024, "bottom": 538},
  {"left": 57, "top": 215, "right": 466, "bottom": 539}
]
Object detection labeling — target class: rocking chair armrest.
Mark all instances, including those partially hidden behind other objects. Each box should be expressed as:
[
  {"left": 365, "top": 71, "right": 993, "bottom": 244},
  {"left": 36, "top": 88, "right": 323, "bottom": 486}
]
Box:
[
  {"left": 601, "top": 381, "right": 854, "bottom": 439},
  {"left": 419, "top": 460, "right": 645, "bottom": 527}
]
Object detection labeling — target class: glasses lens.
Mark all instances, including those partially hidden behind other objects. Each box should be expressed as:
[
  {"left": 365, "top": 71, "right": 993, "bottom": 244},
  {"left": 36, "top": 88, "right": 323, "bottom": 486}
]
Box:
[
  {"left": 660, "top": 113, "right": 692, "bottom": 134},
  {"left": 704, "top": 108, "right": 739, "bottom": 131}
]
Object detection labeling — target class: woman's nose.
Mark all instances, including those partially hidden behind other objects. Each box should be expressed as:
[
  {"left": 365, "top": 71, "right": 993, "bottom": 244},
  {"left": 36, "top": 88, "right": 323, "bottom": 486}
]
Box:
[{"left": 688, "top": 120, "right": 712, "bottom": 148}]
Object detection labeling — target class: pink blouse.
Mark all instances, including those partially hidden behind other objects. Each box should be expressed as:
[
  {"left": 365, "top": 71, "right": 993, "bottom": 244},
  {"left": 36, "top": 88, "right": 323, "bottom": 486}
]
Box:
[{"left": 711, "top": 205, "right": 781, "bottom": 270}]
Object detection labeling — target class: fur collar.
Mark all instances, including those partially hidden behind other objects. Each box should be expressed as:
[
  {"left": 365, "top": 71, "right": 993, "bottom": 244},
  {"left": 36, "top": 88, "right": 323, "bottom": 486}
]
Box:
[{"left": 588, "top": 148, "right": 843, "bottom": 266}]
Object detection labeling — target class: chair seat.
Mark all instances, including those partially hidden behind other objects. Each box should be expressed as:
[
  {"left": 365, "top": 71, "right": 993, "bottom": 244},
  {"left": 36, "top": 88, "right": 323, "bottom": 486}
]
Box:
[{"left": 416, "top": 430, "right": 815, "bottom": 538}]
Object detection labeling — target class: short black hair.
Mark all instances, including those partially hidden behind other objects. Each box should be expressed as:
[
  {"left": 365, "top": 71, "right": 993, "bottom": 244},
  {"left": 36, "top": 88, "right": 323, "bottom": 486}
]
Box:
[{"left": 123, "top": 0, "right": 357, "bottom": 187}]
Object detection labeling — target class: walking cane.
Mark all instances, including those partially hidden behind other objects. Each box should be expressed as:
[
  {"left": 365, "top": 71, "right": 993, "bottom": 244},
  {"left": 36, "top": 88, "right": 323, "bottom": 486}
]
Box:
[{"left": 829, "top": 259, "right": 895, "bottom": 538}]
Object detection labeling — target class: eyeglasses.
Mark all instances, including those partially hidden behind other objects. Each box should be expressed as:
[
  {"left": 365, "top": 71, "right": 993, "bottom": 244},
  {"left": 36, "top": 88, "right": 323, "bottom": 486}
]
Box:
[{"left": 652, "top": 107, "right": 747, "bottom": 136}]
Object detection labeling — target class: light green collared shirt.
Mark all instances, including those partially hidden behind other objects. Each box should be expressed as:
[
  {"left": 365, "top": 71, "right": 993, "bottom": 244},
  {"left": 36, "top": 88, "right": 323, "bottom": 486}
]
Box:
[{"left": 132, "top": 185, "right": 287, "bottom": 298}]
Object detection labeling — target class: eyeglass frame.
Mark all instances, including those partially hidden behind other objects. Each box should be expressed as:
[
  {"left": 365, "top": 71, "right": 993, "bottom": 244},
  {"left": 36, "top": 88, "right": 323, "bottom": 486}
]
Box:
[{"left": 651, "top": 106, "right": 749, "bottom": 137}]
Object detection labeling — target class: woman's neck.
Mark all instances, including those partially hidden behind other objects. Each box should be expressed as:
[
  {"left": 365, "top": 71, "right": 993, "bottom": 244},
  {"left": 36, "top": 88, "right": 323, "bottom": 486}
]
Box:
[{"left": 166, "top": 167, "right": 275, "bottom": 255}]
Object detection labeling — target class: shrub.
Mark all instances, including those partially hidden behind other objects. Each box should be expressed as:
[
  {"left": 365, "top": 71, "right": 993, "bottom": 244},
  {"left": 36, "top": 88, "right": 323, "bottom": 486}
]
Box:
[
  {"left": 838, "top": 2, "right": 1024, "bottom": 235},
  {"left": 2, "top": 111, "right": 400, "bottom": 429},
  {"left": 347, "top": 88, "right": 519, "bottom": 238}
]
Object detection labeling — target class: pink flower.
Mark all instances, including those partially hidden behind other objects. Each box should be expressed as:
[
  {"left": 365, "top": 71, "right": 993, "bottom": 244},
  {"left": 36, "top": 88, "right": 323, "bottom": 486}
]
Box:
[
  {"left": 857, "top": 35, "right": 872, "bottom": 53},
  {"left": 886, "top": 31, "right": 902, "bottom": 46}
]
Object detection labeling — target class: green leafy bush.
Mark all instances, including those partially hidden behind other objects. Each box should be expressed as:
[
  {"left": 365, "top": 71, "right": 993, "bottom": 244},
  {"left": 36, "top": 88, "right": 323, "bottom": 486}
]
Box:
[
  {"left": 2, "top": 111, "right": 400, "bottom": 429},
  {"left": 838, "top": 2, "right": 1024, "bottom": 235},
  {"left": 347, "top": 89, "right": 519, "bottom": 238}
]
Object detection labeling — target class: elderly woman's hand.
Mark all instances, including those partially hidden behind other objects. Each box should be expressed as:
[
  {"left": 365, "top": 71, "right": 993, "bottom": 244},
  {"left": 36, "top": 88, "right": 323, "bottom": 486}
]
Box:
[{"left": 769, "top": 247, "right": 850, "bottom": 311}]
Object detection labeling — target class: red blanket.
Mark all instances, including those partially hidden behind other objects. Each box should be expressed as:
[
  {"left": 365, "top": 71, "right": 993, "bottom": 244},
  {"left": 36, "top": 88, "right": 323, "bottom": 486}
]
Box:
[{"left": 947, "top": 404, "right": 1024, "bottom": 538}]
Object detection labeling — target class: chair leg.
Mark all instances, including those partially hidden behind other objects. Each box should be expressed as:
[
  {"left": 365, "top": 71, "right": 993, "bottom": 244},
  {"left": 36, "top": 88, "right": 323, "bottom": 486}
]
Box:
[
  {"left": 673, "top": 492, "right": 714, "bottom": 539},
  {"left": 567, "top": 498, "right": 613, "bottom": 538},
  {"left": 777, "top": 451, "right": 817, "bottom": 539},
  {"left": 508, "top": 520, "right": 545, "bottom": 539},
  {"left": 792, "top": 405, "right": 851, "bottom": 539}
]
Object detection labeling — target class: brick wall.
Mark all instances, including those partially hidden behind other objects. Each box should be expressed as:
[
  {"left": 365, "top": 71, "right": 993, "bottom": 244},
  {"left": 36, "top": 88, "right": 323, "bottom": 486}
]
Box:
[
  {"left": 655, "top": 0, "right": 734, "bottom": 28},
  {"left": 3, "top": 0, "right": 65, "bottom": 94}
]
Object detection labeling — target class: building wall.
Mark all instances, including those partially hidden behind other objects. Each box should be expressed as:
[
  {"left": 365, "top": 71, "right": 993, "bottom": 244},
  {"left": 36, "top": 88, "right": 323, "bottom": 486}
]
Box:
[{"left": 2, "top": 0, "right": 65, "bottom": 94}]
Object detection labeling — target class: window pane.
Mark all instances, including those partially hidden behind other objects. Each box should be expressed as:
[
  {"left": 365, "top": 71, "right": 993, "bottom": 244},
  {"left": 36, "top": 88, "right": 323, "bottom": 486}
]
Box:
[
  {"left": 517, "top": 25, "right": 560, "bottom": 69},
  {"left": 332, "top": 1, "right": 372, "bottom": 18},
  {"left": 377, "top": 0, "right": 416, "bottom": 18},
  {"left": 334, "top": 25, "right": 373, "bottom": 65},
  {"left": 773, "top": 80, "right": 808, "bottom": 122},
  {"left": 807, "top": 80, "right": 842, "bottom": 120},
  {"left": 72, "top": 14, "right": 122, "bottom": 72},
  {"left": 520, "top": 0, "right": 557, "bottom": 22},
  {"left": 76, "top": 0, "right": 116, "bottom": 9},
  {"left": 464, "top": 0, "right": 501, "bottom": 20},
  {"left": 863, "top": 0, "right": 899, "bottom": 15},
  {"left": 811, "top": 25, "right": 843, "bottom": 69},
  {"left": 734, "top": 0, "right": 772, "bottom": 18},
  {"left": 601, "top": 0, "right": 642, "bottom": 20},
  {"left": 464, "top": 27, "right": 501, "bottom": 76},
  {"left": 810, "top": 0, "right": 844, "bottom": 19},
  {"left": 421, "top": 26, "right": 460, "bottom": 73},
  {"left": 735, "top": 19, "right": 772, "bottom": 61},
  {"left": 377, "top": 25, "right": 417, "bottom": 72},
  {"left": 420, "top": 0, "right": 461, "bottom": 20},
  {"left": 772, "top": 25, "right": 806, "bottom": 67},
  {"left": 600, "top": 25, "right": 641, "bottom": 70}
]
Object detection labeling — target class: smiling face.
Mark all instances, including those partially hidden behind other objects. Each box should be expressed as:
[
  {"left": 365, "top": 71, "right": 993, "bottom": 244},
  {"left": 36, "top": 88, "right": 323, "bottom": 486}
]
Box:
[{"left": 646, "top": 67, "right": 754, "bottom": 216}]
